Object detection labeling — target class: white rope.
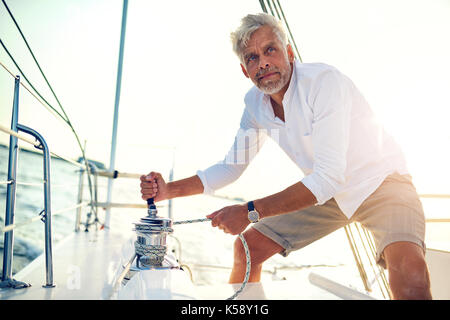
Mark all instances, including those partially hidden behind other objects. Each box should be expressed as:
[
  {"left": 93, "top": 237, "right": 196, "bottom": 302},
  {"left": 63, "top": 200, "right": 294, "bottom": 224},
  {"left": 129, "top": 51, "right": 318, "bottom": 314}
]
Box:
[
  {"left": 0, "top": 123, "right": 40, "bottom": 147},
  {"left": 0, "top": 124, "right": 84, "bottom": 169},
  {"left": 133, "top": 217, "right": 251, "bottom": 300},
  {"left": 0, "top": 202, "right": 89, "bottom": 233},
  {"left": 172, "top": 218, "right": 251, "bottom": 300}
]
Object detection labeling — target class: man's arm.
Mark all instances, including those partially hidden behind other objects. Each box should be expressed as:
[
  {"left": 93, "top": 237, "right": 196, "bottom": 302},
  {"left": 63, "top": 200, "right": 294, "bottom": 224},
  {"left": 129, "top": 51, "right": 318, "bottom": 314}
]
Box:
[
  {"left": 207, "top": 180, "right": 317, "bottom": 235},
  {"left": 253, "top": 181, "right": 317, "bottom": 219},
  {"left": 167, "top": 175, "right": 204, "bottom": 198},
  {"left": 140, "top": 172, "right": 204, "bottom": 202}
]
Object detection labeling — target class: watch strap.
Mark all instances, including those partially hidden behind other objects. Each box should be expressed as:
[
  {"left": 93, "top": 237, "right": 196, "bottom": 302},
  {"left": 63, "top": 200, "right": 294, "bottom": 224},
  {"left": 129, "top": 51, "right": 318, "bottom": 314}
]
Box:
[{"left": 247, "top": 201, "right": 255, "bottom": 212}]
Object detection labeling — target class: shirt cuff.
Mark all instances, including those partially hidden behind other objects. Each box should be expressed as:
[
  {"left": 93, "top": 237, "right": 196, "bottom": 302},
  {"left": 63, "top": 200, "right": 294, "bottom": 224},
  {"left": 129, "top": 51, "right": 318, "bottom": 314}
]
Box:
[
  {"left": 196, "top": 170, "right": 215, "bottom": 195},
  {"left": 301, "top": 172, "right": 337, "bottom": 206}
]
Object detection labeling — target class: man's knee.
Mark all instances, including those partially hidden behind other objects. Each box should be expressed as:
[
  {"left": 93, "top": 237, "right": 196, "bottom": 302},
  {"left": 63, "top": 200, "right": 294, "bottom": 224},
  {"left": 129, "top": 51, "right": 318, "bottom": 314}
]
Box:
[
  {"left": 384, "top": 242, "right": 432, "bottom": 299},
  {"left": 390, "top": 257, "right": 431, "bottom": 299},
  {"left": 232, "top": 228, "right": 283, "bottom": 267}
]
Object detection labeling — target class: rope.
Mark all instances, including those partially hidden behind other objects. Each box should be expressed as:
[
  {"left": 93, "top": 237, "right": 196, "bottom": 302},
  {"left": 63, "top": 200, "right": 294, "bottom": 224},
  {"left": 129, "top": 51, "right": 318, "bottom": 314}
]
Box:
[
  {"left": 259, "top": 0, "right": 303, "bottom": 62},
  {"left": 135, "top": 217, "right": 251, "bottom": 300},
  {"left": 0, "top": 40, "right": 68, "bottom": 123},
  {"left": 227, "top": 233, "right": 251, "bottom": 300},
  {"left": 344, "top": 225, "right": 371, "bottom": 292},
  {"left": 0, "top": 202, "right": 89, "bottom": 233},
  {"left": 173, "top": 218, "right": 251, "bottom": 300},
  {"left": 0, "top": 122, "right": 86, "bottom": 169},
  {"left": 135, "top": 242, "right": 167, "bottom": 266},
  {"left": 2, "top": 0, "right": 68, "bottom": 123},
  {"left": 0, "top": 1, "right": 98, "bottom": 224},
  {"left": 354, "top": 223, "right": 388, "bottom": 299},
  {"left": 173, "top": 218, "right": 211, "bottom": 225}
]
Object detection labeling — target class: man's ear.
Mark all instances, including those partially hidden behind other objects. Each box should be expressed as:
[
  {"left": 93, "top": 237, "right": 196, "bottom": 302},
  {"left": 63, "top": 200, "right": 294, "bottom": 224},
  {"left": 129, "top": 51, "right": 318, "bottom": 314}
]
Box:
[
  {"left": 287, "top": 43, "right": 295, "bottom": 63},
  {"left": 240, "top": 63, "right": 250, "bottom": 78}
]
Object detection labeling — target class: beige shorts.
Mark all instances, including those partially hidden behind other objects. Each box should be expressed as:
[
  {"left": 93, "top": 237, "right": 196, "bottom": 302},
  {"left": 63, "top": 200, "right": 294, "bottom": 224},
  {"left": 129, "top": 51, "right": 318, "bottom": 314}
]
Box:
[{"left": 253, "top": 172, "right": 426, "bottom": 269}]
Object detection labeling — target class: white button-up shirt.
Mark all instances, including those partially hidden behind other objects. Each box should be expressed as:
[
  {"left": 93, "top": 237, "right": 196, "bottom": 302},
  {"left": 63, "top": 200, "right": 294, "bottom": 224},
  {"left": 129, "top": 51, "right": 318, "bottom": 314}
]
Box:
[{"left": 196, "top": 60, "right": 409, "bottom": 219}]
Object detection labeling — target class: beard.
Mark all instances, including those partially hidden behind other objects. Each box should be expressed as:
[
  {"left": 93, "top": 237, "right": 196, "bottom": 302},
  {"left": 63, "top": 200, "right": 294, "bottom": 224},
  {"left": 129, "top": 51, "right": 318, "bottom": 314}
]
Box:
[{"left": 254, "top": 57, "right": 292, "bottom": 95}]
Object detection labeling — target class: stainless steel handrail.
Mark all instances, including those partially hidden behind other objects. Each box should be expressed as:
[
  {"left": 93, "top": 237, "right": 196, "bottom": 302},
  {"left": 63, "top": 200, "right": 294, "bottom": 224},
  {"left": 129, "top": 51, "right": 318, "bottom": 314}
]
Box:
[
  {"left": 15, "top": 126, "right": 54, "bottom": 288},
  {"left": 0, "top": 123, "right": 84, "bottom": 170},
  {"left": 1, "top": 75, "right": 55, "bottom": 289},
  {"left": 1, "top": 76, "right": 21, "bottom": 288}
]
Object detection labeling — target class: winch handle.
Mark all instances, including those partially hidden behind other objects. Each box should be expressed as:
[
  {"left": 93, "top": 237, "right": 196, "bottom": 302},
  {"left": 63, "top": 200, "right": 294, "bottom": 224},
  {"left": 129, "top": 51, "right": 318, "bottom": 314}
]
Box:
[{"left": 147, "top": 198, "right": 156, "bottom": 208}]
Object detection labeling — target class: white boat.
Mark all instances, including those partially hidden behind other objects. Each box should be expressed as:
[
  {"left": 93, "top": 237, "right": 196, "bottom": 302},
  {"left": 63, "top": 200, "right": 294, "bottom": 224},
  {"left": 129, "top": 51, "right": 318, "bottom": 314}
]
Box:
[{"left": 1, "top": 0, "right": 449, "bottom": 303}]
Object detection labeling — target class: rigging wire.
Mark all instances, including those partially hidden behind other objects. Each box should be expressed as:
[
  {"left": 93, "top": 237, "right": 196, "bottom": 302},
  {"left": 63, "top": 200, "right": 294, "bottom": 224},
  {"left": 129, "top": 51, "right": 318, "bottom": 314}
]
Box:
[
  {"left": 0, "top": 60, "right": 70, "bottom": 125},
  {"left": 2, "top": 0, "right": 68, "bottom": 123},
  {"left": 259, "top": 0, "right": 303, "bottom": 62},
  {"left": 1, "top": 0, "right": 99, "bottom": 226},
  {"left": 0, "top": 39, "right": 67, "bottom": 122}
]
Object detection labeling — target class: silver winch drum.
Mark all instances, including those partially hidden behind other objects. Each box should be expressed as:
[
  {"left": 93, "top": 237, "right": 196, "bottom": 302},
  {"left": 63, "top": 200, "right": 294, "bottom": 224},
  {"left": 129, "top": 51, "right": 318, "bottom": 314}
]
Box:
[{"left": 132, "top": 201, "right": 173, "bottom": 268}]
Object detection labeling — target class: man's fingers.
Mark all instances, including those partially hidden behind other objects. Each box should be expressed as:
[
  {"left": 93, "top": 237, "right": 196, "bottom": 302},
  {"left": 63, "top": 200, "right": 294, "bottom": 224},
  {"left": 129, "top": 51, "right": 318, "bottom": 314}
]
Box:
[
  {"left": 141, "top": 192, "right": 156, "bottom": 199},
  {"left": 141, "top": 172, "right": 161, "bottom": 182},
  {"left": 207, "top": 211, "right": 222, "bottom": 227},
  {"left": 206, "top": 210, "right": 220, "bottom": 220},
  {"left": 140, "top": 182, "right": 158, "bottom": 189},
  {"left": 148, "top": 171, "right": 162, "bottom": 181}
]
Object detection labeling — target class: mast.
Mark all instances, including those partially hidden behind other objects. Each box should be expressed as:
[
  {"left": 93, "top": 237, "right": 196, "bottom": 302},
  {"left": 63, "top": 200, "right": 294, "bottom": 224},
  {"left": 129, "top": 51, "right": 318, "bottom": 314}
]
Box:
[{"left": 105, "top": 0, "right": 128, "bottom": 229}]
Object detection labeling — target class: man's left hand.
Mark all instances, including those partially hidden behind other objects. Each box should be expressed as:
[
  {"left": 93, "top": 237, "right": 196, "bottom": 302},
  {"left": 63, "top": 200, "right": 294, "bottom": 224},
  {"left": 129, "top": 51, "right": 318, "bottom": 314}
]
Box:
[{"left": 206, "top": 204, "right": 250, "bottom": 235}]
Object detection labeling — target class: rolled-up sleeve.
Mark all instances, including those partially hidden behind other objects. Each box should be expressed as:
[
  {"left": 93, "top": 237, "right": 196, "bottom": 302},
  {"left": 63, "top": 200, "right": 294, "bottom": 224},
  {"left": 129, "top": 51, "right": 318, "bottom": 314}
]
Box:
[
  {"left": 301, "top": 70, "right": 352, "bottom": 205},
  {"left": 196, "top": 107, "right": 267, "bottom": 195}
]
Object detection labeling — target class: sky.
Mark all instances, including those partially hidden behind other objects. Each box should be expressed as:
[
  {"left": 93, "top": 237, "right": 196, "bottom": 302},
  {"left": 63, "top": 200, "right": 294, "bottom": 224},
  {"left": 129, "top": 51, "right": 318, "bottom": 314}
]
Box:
[{"left": 1, "top": 0, "right": 450, "bottom": 201}]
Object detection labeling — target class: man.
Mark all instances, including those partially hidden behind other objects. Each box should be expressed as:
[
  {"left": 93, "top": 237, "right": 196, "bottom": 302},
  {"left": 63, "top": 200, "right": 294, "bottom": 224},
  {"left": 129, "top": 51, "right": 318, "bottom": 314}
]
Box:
[{"left": 140, "top": 13, "right": 431, "bottom": 300}]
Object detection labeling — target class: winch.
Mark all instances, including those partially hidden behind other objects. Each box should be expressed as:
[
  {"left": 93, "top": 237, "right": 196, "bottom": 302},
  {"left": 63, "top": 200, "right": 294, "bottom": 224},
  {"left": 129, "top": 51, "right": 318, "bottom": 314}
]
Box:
[
  {"left": 114, "top": 197, "right": 250, "bottom": 300},
  {"left": 131, "top": 198, "right": 178, "bottom": 269}
]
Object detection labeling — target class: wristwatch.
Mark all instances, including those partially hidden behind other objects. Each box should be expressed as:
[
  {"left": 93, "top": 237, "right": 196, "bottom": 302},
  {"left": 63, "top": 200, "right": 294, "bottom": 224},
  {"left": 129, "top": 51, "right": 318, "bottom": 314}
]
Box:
[{"left": 247, "top": 201, "right": 260, "bottom": 223}]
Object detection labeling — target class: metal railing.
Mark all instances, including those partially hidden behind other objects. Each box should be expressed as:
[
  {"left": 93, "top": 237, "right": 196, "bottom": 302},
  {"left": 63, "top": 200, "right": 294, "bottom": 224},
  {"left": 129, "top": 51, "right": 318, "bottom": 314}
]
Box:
[
  {"left": 0, "top": 76, "right": 56, "bottom": 288},
  {"left": 74, "top": 167, "right": 169, "bottom": 232},
  {"left": 0, "top": 75, "right": 96, "bottom": 289}
]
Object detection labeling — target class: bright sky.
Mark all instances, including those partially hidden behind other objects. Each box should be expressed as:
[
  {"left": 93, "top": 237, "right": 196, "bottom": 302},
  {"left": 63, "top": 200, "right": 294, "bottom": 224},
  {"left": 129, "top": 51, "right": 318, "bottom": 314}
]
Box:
[{"left": 1, "top": 0, "right": 450, "bottom": 200}]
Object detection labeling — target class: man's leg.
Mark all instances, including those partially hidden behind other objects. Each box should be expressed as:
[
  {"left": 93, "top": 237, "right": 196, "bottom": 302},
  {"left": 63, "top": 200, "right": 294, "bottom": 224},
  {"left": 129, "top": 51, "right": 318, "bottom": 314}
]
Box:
[
  {"left": 229, "top": 227, "right": 284, "bottom": 283},
  {"left": 229, "top": 198, "right": 348, "bottom": 284},
  {"left": 383, "top": 241, "right": 432, "bottom": 300}
]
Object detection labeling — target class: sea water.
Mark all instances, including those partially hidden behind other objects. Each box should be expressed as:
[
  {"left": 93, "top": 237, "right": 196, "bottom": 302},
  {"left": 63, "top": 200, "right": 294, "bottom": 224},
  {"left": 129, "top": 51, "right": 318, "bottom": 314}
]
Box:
[{"left": 1, "top": 145, "right": 449, "bottom": 296}]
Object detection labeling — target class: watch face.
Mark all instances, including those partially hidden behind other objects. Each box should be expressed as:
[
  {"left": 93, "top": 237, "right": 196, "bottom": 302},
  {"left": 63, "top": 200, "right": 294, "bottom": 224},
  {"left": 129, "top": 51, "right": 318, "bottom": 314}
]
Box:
[{"left": 248, "top": 210, "right": 259, "bottom": 223}]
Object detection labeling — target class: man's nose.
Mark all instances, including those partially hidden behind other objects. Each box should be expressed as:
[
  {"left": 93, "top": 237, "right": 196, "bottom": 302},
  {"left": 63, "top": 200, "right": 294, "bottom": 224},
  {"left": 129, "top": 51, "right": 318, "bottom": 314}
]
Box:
[{"left": 259, "top": 56, "right": 270, "bottom": 70}]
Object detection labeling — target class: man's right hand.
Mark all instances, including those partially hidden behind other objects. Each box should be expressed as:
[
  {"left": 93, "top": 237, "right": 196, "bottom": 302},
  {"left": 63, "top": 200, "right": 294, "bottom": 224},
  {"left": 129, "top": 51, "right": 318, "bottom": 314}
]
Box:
[{"left": 140, "top": 172, "right": 169, "bottom": 202}]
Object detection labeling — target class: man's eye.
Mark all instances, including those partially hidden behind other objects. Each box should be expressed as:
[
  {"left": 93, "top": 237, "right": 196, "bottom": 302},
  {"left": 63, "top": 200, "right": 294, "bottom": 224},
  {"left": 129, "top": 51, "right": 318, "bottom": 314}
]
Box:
[
  {"left": 267, "top": 47, "right": 275, "bottom": 53},
  {"left": 247, "top": 55, "right": 256, "bottom": 63}
]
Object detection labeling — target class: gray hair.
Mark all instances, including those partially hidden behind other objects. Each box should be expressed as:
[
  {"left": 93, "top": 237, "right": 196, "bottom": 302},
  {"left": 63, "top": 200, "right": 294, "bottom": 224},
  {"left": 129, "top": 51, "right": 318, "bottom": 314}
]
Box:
[{"left": 230, "top": 13, "right": 288, "bottom": 63}]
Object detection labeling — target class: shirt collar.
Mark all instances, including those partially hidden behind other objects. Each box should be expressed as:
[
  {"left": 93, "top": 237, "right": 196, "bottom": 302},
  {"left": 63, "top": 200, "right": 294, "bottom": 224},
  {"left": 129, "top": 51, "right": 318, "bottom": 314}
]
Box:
[{"left": 282, "top": 59, "right": 298, "bottom": 107}]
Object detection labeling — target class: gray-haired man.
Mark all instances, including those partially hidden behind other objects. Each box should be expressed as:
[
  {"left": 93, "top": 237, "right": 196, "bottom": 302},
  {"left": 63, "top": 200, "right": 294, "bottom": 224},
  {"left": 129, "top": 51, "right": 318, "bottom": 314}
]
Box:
[{"left": 141, "top": 13, "right": 431, "bottom": 299}]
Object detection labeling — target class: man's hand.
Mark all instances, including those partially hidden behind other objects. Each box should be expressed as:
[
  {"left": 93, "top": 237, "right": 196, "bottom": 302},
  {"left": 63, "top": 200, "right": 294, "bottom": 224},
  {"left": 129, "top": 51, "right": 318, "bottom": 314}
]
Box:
[
  {"left": 206, "top": 204, "right": 250, "bottom": 235},
  {"left": 140, "top": 172, "right": 169, "bottom": 202}
]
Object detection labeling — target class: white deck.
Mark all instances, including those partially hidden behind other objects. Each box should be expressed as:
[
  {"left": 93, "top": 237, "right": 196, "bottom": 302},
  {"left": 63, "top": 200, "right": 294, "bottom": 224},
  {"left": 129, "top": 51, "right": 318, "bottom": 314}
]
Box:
[
  {"left": 1, "top": 212, "right": 448, "bottom": 300},
  {"left": 0, "top": 226, "right": 344, "bottom": 300},
  {"left": 1, "top": 228, "right": 129, "bottom": 299},
  {"left": 0, "top": 210, "right": 351, "bottom": 301}
]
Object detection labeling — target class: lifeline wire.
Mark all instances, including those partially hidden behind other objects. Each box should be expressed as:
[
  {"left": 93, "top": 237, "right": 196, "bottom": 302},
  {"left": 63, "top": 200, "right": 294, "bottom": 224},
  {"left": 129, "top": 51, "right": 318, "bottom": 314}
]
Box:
[
  {"left": 1, "top": 1, "right": 98, "bottom": 223},
  {"left": 172, "top": 218, "right": 251, "bottom": 300}
]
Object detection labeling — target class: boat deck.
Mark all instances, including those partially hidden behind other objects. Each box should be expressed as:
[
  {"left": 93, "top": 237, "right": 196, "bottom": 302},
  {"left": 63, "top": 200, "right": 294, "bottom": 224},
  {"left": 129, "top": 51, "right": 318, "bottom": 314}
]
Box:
[
  {"left": 1, "top": 212, "right": 448, "bottom": 300},
  {"left": 0, "top": 218, "right": 346, "bottom": 300}
]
